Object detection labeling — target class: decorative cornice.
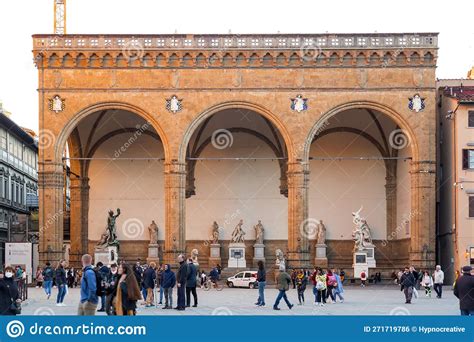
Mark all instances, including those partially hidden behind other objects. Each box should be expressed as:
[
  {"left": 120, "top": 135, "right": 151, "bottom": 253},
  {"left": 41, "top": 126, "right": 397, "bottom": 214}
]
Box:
[{"left": 33, "top": 33, "right": 438, "bottom": 69}]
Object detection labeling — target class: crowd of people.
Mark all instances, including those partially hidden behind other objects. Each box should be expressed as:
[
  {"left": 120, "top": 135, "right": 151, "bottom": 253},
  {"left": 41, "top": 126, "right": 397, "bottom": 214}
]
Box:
[{"left": 1, "top": 258, "right": 473, "bottom": 316}]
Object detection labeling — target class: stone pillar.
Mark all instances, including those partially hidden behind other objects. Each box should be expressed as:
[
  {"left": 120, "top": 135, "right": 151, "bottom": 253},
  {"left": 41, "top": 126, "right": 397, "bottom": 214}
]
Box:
[
  {"left": 38, "top": 162, "right": 64, "bottom": 265},
  {"left": 69, "top": 177, "right": 89, "bottom": 267},
  {"left": 286, "top": 161, "right": 310, "bottom": 268},
  {"left": 385, "top": 161, "right": 398, "bottom": 260},
  {"left": 409, "top": 160, "right": 436, "bottom": 269},
  {"left": 163, "top": 161, "right": 186, "bottom": 266}
]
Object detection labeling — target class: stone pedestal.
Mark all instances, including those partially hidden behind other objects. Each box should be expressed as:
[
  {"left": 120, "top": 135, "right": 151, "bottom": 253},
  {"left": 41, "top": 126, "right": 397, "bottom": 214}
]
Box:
[
  {"left": 94, "top": 246, "right": 118, "bottom": 265},
  {"left": 353, "top": 251, "right": 369, "bottom": 279},
  {"left": 228, "top": 243, "right": 246, "bottom": 268},
  {"left": 253, "top": 243, "right": 265, "bottom": 267},
  {"left": 146, "top": 243, "right": 160, "bottom": 265},
  {"left": 314, "top": 243, "right": 328, "bottom": 268},
  {"left": 208, "top": 243, "right": 221, "bottom": 267}
]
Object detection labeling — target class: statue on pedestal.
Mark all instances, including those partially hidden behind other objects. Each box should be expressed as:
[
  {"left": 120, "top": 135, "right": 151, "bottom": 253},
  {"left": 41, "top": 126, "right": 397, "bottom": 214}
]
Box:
[
  {"left": 351, "top": 206, "right": 374, "bottom": 251},
  {"left": 275, "top": 248, "right": 285, "bottom": 269},
  {"left": 254, "top": 220, "right": 265, "bottom": 244},
  {"left": 231, "top": 219, "right": 245, "bottom": 243},
  {"left": 316, "top": 220, "right": 326, "bottom": 245},
  {"left": 148, "top": 220, "right": 159, "bottom": 244},
  {"left": 96, "top": 208, "right": 121, "bottom": 249},
  {"left": 211, "top": 221, "right": 220, "bottom": 244}
]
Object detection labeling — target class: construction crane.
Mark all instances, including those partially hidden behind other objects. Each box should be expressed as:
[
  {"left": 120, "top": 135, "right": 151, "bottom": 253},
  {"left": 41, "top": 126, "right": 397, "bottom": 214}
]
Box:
[{"left": 54, "top": 0, "right": 66, "bottom": 35}]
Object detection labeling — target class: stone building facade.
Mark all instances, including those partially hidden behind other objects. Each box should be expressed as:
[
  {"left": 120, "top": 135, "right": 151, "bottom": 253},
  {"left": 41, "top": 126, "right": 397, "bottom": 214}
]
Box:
[{"left": 33, "top": 33, "right": 438, "bottom": 274}]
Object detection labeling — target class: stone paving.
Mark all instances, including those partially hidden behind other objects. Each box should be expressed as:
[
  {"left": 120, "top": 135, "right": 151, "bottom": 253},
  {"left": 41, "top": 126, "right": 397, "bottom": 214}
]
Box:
[{"left": 20, "top": 284, "right": 461, "bottom": 316}]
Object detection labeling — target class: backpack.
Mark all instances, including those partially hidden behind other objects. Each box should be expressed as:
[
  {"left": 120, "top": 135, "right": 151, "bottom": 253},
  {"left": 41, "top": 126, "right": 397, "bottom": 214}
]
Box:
[
  {"left": 84, "top": 268, "right": 104, "bottom": 296},
  {"left": 327, "top": 275, "right": 337, "bottom": 286}
]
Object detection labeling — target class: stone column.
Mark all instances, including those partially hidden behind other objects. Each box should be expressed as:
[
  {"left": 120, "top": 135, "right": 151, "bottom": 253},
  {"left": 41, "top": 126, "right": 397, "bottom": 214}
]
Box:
[
  {"left": 286, "top": 161, "right": 310, "bottom": 268},
  {"left": 385, "top": 161, "right": 398, "bottom": 259},
  {"left": 163, "top": 161, "right": 186, "bottom": 265},
  {"left": 409, "top": 160, "right": 436, "bottom": 269},
  {"left": 68, "top": 177, "right": 89, "bottom": 267},
  {"left": 38, "top": 162, "right": 64, "bottom": 265}
]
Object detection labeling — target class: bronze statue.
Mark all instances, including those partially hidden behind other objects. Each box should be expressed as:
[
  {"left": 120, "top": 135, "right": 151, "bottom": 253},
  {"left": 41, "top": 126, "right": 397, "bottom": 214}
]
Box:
[{"left": 106, "top": 208, "right": 121, "bottom": 246}]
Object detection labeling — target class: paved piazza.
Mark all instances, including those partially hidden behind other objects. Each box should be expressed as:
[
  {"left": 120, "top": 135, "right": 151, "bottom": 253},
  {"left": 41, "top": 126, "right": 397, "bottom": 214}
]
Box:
[{"left": 21, "top": 285, "right": 459, "bottom": 316}]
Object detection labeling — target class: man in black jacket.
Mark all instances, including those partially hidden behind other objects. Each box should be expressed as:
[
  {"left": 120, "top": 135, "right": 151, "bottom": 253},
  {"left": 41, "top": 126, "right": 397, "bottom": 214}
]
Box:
[
  {"left": 453, "top": 266, "right": 474, "bottom": 316},
  {"left": 175, "top": 254, "right": 188, "bottom": 311},
  {"left": 400, "top": 267, "right": 416, "bottom": 304}
]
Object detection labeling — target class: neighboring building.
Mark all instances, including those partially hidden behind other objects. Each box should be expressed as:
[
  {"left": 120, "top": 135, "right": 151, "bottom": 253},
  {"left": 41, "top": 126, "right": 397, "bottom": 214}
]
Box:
[
  {"left": 0, "top": 109, "right": 38, "bottom": 266},
  {"left": 438, "top": 76, "right": 474, "bottom": 283}
]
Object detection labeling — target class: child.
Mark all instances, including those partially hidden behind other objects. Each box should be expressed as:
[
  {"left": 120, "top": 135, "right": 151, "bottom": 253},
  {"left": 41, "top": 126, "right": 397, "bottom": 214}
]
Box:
[{"left": 296, "top": 270, "right": 307, "bottom": 305}]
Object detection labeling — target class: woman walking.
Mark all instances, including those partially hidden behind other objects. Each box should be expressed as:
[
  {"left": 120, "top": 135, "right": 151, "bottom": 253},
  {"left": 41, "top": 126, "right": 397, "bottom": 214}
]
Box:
[
  {"left": 421, "top": 270, "right": 433, "bottom": 297},
  {"left": 115, "top": 263, "right": 142, "bottom": 316},
  {"left": 36, "top": 267, "right": 44, "bottom": 288},
  {"left": 55, "top": 260, "right": 67, "bottom": 306},
  {"left": 0, "top": 267, "right": 21, "bottom": 315},
  {"left": 296, "top": 269, "right": 307, "bottom": 305},
  {"left": 312, "top": 268, "right": 327, "bottom": 306},
  {"left": 326, "top": 269, "right": 337, "bottom": 303},
  {"left": 333, "top": 269, "right": 344, "bottom": 303},
  {"left": 255, "top": 261, "right": 266, "bottom": 306}
]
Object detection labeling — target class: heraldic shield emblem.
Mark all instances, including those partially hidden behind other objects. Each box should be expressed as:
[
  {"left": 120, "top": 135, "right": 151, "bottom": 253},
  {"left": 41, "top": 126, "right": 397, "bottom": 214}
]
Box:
[
  {"left": 48, "top": 95, "right": 65, "bottom": 113},
  {"left": 408, "top": 94, "right": 425, "bottom": 113},
  {"left": 166, "top": 95, "right": 183, "bottom": 113},
  {"left": 290, "top": 94, "right": 308, "bottom": 113}
]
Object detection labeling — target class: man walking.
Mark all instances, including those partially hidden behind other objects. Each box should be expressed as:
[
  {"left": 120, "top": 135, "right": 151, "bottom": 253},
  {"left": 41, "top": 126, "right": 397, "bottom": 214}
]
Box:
[
  {"left": 78, "top": 254, "right": 98, "bottom": 315},
  {"left": 96, "top": 262, "right": 109, "bottom": 312},
  {"left": 453, "top": 266, "right": 474, "bottom": 315},
  {"left": 186, "top": 258, "right": 198, "bottom": 307},
  {"left": 400, "top": 267, "right": 416, "bottom": 304},
  {"left": 433, "top": 265, "right": 445, "bottom": 299},
  {"left": 273, "top": 265, "right": 294, "bottom": 310},
  {"left": 175, "top": 254, "right": 188, "bottom": 311},
  {"left": 143, "top": 262, "right": 157, "bottom": 307}
]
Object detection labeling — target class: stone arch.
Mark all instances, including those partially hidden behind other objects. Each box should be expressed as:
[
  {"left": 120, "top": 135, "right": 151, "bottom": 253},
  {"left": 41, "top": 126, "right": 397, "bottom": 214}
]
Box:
[
  {"left": 303, "top": 101, "right": 419, "bottom": 162},
  {"left": 55, "top": 102, "right": 170, "bottom": 163},
  {"left": 178, "top": 101, "right": 295, "bottom": 164}
]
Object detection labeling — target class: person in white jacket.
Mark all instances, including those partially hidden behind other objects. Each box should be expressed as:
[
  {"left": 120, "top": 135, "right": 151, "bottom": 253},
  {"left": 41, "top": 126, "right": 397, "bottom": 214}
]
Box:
[
  {"left": 433, "top": 265, "right": 445, "bottom": 299},
  {"left": 421, "top": 270, "right": 433, "bottom": 297}
]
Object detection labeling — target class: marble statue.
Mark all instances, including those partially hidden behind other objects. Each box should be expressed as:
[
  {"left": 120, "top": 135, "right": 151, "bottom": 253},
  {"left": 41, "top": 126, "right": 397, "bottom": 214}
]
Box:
[
  {"left": 211, "top": 221, "right": 220, "bottom": 244},
  {"left": 148, "top": 220, "right": 159, "bottom": 244},
  {"left": 191, "top": 248, "right": 199, "bottom": 264},
  {"left": 351, "top": 206, "right": 374, "bottom": 251},
  {"left": 275, "top": 249, "right": 285, "bottom": 269},
  {"left": 316, "top": 220, "right": 326, "bottom": 245},
  {"left": 231, "top": 219, "right": 245, "bottom": 243},
  {"left": 254, "top": 220, "right": 265, "bottom": 244}
]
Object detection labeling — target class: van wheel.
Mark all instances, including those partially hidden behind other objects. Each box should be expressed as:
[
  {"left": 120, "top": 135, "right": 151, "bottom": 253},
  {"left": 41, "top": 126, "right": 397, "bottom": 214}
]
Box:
[{"left": 227, "top": 282, "right": 234, "bottom": 288}]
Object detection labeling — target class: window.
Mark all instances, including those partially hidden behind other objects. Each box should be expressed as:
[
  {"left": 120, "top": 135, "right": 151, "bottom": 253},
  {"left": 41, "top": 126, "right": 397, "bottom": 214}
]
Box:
[
  {"left": 469, "top": 111, "right": 474, "bottom": 128},
  {"left": 235, "top": 273, "right": 244, "bottom": 279},
  {"left": 470, "top": 196, "right": 474, "bottom": 218},
  {"left": 244, "top": 272, "right": 252, "bottom": 278},
  {"left": 463, "top": 149, "right": 474, "bottom": 169}
]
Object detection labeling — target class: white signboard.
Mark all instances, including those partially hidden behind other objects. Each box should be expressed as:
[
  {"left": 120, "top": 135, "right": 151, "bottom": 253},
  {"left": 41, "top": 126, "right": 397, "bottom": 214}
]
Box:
[{"left": 5, "top": 243, "right": 33, "bottom": 283}]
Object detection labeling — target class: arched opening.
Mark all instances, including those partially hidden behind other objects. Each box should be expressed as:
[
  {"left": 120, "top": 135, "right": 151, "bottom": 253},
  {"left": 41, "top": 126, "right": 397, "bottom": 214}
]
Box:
[
  {"left": 306, "top": 105, "right": 414, "bottom": 276},
  {"left": 58, "top": 106, "right": 167, "bottom": 265},
  {"left": 183, "top": 106, "right": 290, "bottom": 268}
]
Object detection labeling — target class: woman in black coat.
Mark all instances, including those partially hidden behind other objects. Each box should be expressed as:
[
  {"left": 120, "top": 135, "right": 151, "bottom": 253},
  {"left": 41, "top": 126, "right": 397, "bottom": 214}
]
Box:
[{"left": 0, "top": 267, "right": 21, "bottom": 315}]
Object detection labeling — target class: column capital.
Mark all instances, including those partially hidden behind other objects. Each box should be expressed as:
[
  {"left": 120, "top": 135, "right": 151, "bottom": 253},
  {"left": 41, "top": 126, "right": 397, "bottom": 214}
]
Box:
[{"left": 38, "top": 170, "right": 64, "bottom": 189}]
